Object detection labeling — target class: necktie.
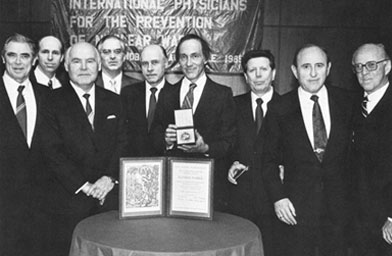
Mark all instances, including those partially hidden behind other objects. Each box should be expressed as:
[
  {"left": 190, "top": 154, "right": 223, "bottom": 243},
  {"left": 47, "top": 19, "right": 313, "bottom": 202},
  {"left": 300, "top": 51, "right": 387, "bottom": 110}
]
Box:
[
  {"left": 255, "top": 98, "right": 263, "bottom": 134},
  {"left": 181, "top": 83, "right": 197, "bottom": 109},
  {"left": 110, "top": 80, "right": 118, "bottom": 94},
  {"left": 48, "top": 79, "right": 53, "bottom": 90},
  {"left": 16, "top": 85, "right": 27, "bottom": 138},
  {"left": 361, "top": 96, "right": 368, "bottom": 118},
  {"left": 83, "top": 93, "right": 93, "bottom": 127},
  {"left": 311, "top": 95, "right": 327, "bottom": 162},
  {"left": 147, "top": 87, "right": 158, "bottom": 132}
]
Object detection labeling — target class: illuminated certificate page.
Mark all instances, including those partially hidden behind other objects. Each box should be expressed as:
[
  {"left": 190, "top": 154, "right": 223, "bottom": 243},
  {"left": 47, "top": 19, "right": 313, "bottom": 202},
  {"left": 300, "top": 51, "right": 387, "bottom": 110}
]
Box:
[{"left": 171, "top": 162, "right": 210, "bottom": 213}]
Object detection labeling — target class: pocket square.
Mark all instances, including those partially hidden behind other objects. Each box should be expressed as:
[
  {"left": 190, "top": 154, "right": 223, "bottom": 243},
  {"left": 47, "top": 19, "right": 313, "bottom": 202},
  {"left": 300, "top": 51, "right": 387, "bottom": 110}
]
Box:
[{"left": 106, "top": 114, "right": 117, "bottom": 120}]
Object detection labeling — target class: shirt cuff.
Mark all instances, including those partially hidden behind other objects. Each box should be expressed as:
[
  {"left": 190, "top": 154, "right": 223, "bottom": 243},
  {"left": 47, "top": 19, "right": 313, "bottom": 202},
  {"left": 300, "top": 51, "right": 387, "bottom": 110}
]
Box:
[
  {"left": 388, "top": 217, "right": 392, "bottom": 222},
  {"left": 75, "top": 182, "right": 89, "bottom": 194}
]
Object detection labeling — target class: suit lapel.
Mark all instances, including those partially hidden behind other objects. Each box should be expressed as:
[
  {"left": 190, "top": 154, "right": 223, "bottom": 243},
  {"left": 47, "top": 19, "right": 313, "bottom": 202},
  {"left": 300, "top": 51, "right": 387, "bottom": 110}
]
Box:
[
  {"left": 138, "top": 83, "right": 148, "bottom": 131},
  {"left": 291, "top": 92, "right": 318, "bottom": 160},
  {"left": 193, "top": 78, "right": 213, "bottom": 121},
  {"left": 0, "top": 79, "right": 29, "bottom": 147},
  {"left": 240, "top": 92, "right": 257, "bottom": 137},
  {"left": 95, "top": 73, "right": 104, "bottom": 88},
  {"left": 66, "top": 84, "right": 96, "bottom": 140}
]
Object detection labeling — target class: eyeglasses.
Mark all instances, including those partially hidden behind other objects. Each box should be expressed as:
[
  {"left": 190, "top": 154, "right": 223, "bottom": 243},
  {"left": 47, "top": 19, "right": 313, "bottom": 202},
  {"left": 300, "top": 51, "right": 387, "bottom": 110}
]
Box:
[{"left": 352, "top": 59, "right": 389, "bottom": 73}]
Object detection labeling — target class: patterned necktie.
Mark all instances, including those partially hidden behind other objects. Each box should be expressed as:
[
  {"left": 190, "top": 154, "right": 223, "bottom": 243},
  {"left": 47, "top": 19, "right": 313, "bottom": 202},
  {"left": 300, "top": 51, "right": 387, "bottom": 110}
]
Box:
[
  {"left": 361, "top": 96, "right": 368, "bottom": 118},
  {"left": 255, "top": 98, "right": 263, "bottom": 134},
  {"left": 311, "top": 95, "right": 327, "bottom": 162},
  {"left": 48, "top": 79, "right": 53, "bottom": 90},
  {"left": 147, "top": 87, "right": 158, "bottom": 132},
  {"left": 83, "top": 93, "right": 93, "bottom": 127},
  {"left": 110, "top": 80, "right": 118, "bottom": 94},
  {"left": 16, "top": 85, "right": 27, "bottom": 138},
  {"left": 181, "top": 83, "right": 197, "bottom": 109}
]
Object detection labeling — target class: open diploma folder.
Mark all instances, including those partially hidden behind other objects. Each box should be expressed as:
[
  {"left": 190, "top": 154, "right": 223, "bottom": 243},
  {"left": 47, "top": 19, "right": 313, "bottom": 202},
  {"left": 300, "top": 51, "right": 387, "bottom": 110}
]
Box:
[
  {"left": 119, "top": 157, "right": 214, "bottom": 220},
  {"left": 175, "top": 109, "right": 196, "bottom": 145}
]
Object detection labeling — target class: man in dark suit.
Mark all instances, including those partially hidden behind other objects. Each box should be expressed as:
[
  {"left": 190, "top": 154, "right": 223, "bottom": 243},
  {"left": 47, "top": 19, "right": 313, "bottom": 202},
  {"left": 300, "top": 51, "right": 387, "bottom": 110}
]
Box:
[
  {"left": 151, "top": 34, "right": 236, "bottom": 211},
  {"left": 226, "top": 49, "right": 279, "bottom": 256},
  {"left": 351, "top": 43, "right": 392, "bottom": 255},
  {"left": 38, "top": 42, "right": 127, "bottom": 256},
  {"left": 30, "top": 35, "right": 65, "bottom": 89},
  {"left": 0, "top": 33, "right": 49, "bottom": 256},
  {"left": 121, "top": 44, "right": 171, "bottom": 156},
  {"left": 96, "top": 35, "right": 140, "bottom": 94},
  {"left": 262, "top": 44, "right": 353, "bottom": 256}
]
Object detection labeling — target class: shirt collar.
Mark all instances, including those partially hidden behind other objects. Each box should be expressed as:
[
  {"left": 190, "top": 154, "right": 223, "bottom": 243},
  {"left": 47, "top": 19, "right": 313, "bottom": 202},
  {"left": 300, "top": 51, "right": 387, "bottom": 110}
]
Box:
[
  {"left": 298, "top": 85, "right": 327, "bottom": 101},
  {"left": 70, "top": 81, "right": 95, "bottom": 98},
  {"left": 250, "top": 86, "right": 273, "bottom": 104},
  {"left": 34, "top": 66, "right": 54, "bottom": 84},
  {"left": 146, "top": 79, "right": 165, "bottom": 92},
  {"left": 102, "top": 71, "right": 122, "bottom": 86},
  {"left": 3, "top": 72, "right": 32, "bottom": 91},
  {"left": 182, "top": 73, "right": 207, "bottom": 89},
  {"left": 364, "top": 82, "right": 389, "bottom": 102}
]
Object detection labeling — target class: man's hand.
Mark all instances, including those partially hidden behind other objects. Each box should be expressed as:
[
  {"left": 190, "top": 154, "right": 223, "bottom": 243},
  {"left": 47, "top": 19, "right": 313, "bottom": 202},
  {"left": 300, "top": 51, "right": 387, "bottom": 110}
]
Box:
[
  {"left": 165, "top": 124, "right": 177, "bottom": 147},
  {"left": 81, "top": 182, "right": 94, "bottom": 196},
  {"left": 178, "top": 130, "right": 209, "bottom": 153},
  {"left": 382, "top": 219, "right": 392, "bottom": 244},
  {"left": 90, "top": 176, "right": 115, "bottom": 201},
  {"left": 274, "top": 198, "right": 297, "bottom": 225},
  {"left": 227, "top": 161, "right": 248, "bottom": 185}
]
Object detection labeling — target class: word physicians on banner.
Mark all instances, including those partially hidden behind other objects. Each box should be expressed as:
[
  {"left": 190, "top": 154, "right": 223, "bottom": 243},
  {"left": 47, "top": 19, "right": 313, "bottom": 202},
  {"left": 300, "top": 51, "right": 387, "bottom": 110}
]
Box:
[{"left": 51, "top": 0, "right": 264, "bottom": 73}]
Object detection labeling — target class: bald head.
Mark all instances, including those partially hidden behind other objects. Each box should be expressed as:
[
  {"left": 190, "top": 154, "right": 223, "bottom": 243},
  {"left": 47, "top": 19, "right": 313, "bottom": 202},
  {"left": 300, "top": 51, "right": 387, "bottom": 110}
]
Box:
[
  {"left": 352, "top": 43, "right": 391, "bottom": 94},
  {"left": 37, "top": 36, "right": 64, "bottom": 78},
  {"left": 65, "top": 42, "right": 101, "bottom": 91},
  {"left": 140, "top": 44, "right": 168, "bottom": 86}
]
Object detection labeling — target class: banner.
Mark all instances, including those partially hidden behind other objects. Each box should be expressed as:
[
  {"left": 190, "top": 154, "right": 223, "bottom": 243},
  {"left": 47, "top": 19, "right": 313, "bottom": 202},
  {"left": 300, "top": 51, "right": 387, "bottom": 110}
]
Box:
[{"left": 51, "top": 0, "right": 264, "bottom": 74}]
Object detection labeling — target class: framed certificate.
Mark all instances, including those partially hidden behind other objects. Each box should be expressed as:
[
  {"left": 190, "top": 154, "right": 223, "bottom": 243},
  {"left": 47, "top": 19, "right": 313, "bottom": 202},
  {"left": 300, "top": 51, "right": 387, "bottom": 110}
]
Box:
[
  {"left": 167, "top": 158, "right": 214, "bottom": 220},
  {"left": 119, "top": 157, "right": 214, "bottom": 220},
  {"left": 119, "top": 157, "right": 166, "bottom": 219}
]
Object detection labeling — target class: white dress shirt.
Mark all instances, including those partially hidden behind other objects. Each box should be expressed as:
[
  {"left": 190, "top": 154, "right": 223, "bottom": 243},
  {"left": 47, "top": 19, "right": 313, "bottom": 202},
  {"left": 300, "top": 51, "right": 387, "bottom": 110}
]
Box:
[
  {"left": 34, "top": 67, "right": 62, "bottom": 89},
  {"left": 298, "top": 85, "right": 331, "bottom": 148},
  {"left": 251, "top": 87, "right": 273, "bottom": 121},
  {"left": 364, "top": 82, "right": 389, "bottom": 114},
  {"left": 145, "top": 79, "right": 165, "bottom": 117},
  {"left": 3, "top": 73, "right": 37, "bottom": 147},
  {"left": 179, "top": 73, "right": 207, "bottom": 113},
  {"left": 102, "top": 72, "right": 122, "bottom": 94}
]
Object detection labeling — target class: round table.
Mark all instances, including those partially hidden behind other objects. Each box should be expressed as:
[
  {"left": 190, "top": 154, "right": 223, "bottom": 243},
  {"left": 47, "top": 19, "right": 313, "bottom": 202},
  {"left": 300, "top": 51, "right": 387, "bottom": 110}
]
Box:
[{"left": 69, "top": 211, "right": 264, "bottom": 256}]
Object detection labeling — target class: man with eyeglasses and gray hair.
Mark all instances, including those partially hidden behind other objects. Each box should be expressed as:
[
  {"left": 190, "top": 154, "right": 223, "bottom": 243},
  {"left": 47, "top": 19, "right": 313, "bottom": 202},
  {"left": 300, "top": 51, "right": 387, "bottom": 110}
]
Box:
[
  {"left": 96, "top": 35, "right": 140, "bottom": 94},
  {"left": 351, "top": 43, "right": 392, "bottom": 255}
]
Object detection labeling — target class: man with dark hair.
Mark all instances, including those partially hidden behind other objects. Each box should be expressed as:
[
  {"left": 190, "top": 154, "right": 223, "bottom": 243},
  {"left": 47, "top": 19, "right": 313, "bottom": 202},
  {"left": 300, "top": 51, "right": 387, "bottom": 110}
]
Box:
[
  {"left": 262, "top": 44, "right": 353, "bottom": 256},
  {"left": 351, "top": 43, "right": 392, "bottom": 255},
  {"left": 227, "top": 49, "right": 279, "bottom": 256},
  {"left": 96, "top": 35, "right": 140, "bottom": 94},
  {"left": 121, "top": 44, "right": 171, "bottom": 156},
  {"left": 38, "top": 42, "right": 127, "bottom": 256},
  {"left": 31, "top": 35, "right": 65, "bottom": 89},
  {"left": 0, "top": 33, "right": 49, "bottom": 255},
  {"left": 151, "top": 34, "right": 236, "bottom": 210}
]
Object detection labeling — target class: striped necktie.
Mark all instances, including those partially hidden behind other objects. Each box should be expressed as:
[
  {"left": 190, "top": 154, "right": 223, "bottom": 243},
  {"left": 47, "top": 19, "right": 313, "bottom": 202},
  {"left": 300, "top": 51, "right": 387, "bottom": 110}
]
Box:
[
  {"left": 16, "top": 85, "right": 27, "bottom": 138},
  {"left": 361, "top": 96, "right": 368, "bottom": 118},
  {"left": 48, "top": 79, "right": 53, "bottom": 90},
  {"left": 83, "top": 93, "right": 94, "bottom": 127},
  {"left": 181, "top": 83, "right": 197, "bottom": 109}
]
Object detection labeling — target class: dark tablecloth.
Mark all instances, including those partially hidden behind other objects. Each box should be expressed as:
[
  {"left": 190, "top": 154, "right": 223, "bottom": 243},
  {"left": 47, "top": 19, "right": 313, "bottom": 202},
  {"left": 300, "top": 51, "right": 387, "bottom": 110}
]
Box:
[{"left": 69, "top": 211, "right": 263, "bottom": 256}]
